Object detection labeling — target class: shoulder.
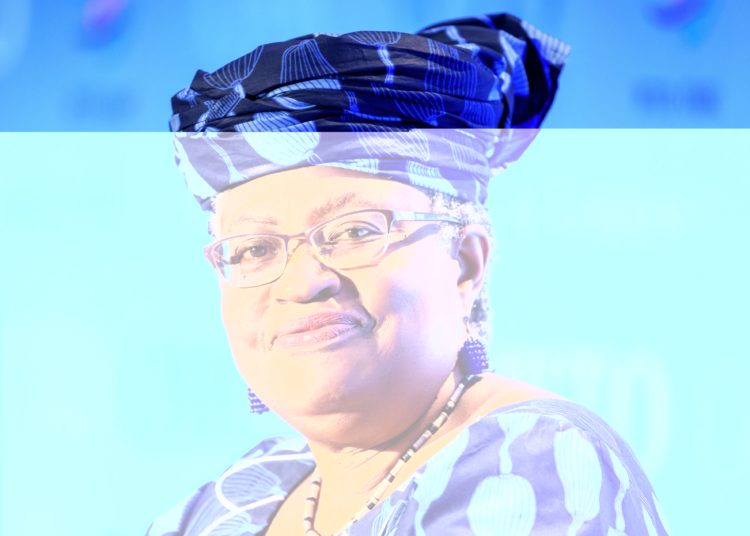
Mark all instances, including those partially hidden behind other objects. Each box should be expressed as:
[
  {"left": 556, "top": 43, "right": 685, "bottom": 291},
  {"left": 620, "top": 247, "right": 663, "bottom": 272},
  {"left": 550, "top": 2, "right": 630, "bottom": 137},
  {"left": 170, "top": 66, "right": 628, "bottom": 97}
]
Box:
[
  {"left": 144, "top": 435, "right": 314, "bottom": 536},
  {"left": 410, "top": 397, "right": 670, "bottom": 535}
]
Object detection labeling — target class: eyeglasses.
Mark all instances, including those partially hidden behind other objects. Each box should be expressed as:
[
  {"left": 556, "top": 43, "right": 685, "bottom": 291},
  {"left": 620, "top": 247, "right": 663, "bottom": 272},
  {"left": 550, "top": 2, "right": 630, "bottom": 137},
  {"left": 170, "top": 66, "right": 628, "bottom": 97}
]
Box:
[{"left": 204, "top": 209, "right": 462, "bottom": 288}]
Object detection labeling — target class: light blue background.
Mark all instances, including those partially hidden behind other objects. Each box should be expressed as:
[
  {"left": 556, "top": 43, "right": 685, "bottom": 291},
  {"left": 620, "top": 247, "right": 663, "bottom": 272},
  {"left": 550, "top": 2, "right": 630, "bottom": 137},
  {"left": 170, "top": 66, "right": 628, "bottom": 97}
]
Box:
[
  {"left": 1, "top": 131, "right": 748, "bottom": 535},
  {"left": 1, "top": 0, "right": 749, "bottom": 535}
]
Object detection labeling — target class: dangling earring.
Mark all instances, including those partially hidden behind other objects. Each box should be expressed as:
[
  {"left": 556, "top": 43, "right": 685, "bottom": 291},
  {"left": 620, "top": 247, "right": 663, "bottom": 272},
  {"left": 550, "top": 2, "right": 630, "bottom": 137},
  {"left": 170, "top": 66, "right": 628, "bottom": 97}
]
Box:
[
  {"left": 458, "top": 316, "right": 489, "bottom": 375},
  {"left": 247, "top": 387, "right": 270, "bottom": 414},
  {"left": 458, "top": 338, "right": 489, "bottom": 375}
]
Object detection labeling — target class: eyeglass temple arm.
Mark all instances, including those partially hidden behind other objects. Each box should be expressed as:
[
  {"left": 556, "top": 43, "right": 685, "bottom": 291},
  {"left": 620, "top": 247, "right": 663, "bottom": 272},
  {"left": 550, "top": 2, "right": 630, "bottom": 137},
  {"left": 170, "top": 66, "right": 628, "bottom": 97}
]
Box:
[{"left": 391, "top": 210, "right": 462, "bottom": 224}]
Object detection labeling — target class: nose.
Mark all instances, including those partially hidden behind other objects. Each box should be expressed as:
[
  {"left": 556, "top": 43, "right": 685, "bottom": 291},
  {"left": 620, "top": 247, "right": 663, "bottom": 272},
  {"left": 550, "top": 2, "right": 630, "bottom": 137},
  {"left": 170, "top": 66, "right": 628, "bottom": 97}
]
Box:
[{"left": 269, "top": 242, "right": 342, "bottom": 303}]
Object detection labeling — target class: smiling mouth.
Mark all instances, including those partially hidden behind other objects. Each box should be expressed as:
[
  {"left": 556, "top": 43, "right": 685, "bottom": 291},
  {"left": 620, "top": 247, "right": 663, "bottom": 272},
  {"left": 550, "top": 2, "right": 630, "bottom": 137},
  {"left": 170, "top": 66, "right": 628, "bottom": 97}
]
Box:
[
  {"left": 272, "top": 322, "right": 362, "bottom": 348},
  {"left": 270, "top": 313, "right": 366, "bottom": 349}
]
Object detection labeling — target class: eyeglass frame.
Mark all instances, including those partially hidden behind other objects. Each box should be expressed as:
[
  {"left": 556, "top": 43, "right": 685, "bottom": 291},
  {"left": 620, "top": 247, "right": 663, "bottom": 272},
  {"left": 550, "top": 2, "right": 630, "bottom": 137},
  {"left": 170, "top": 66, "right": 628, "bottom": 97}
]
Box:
[{"left": 203, "top": 208, "right": 463, "bottom": 288}]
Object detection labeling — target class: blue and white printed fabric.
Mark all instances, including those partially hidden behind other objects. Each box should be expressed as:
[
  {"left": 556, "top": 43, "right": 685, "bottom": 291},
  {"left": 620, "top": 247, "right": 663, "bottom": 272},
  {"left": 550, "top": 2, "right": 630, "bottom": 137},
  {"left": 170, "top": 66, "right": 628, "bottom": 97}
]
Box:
[
  {"left": 172, "top": 128, "right": 541, "bottom": 211},
  {"left": 145, "top": 399, "right": 670, "bottom": 535},
  {"left": 169, "top": 13, "right": 570, "bottom": 211}
]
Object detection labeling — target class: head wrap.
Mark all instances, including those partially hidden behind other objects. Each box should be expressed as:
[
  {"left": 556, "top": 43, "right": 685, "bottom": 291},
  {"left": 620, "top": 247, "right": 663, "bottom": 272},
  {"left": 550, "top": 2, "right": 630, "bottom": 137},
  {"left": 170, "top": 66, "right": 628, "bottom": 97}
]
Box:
[{"left": 170, "top": 13, "right": 570, "bottom": 211}]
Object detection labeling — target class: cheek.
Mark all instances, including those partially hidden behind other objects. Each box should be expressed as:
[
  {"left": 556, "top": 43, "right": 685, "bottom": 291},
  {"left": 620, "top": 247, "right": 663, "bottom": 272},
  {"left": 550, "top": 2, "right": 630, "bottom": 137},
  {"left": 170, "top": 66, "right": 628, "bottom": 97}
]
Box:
[
  {"left": 220, "top": 287, "right": 266, "bottom": 377},
  {"left": 359, "top": 247, "right": 464, "bottom": 347}
]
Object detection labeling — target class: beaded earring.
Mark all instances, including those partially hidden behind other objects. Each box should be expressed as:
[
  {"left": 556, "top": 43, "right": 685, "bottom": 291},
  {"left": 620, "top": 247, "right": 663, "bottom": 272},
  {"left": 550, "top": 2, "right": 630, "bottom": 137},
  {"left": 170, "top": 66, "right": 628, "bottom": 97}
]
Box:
[
  {"left": 458, "top": 316, "right": 489, "bottom": 375},
  {"left": 458, "top": 337, "right": 489, "bottom": 375},
  {"left": 247, "top": 387, "right": 270, "bottom": 414}
]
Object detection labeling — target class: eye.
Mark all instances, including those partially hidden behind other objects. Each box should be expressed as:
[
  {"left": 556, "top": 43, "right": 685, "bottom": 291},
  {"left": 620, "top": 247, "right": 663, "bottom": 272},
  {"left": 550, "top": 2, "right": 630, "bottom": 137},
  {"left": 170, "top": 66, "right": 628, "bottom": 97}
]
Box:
[
  {"left": 241, "top": 244, "right": 271, "bottom": 258},
  {"left": 230, "top": 239, "right": 280, "bottom": 264},
  {"left": 343, "top": 226, "right": 374, "bottom": 239},
  {"left": 326, "top": 224, "right": 381, "bottom": 243}
]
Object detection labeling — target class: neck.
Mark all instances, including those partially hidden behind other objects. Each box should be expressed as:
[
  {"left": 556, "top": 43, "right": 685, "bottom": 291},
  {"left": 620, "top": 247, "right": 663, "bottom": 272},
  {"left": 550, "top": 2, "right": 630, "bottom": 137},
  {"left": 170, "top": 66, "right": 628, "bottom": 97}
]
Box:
[{"left": 306, "top": 368, "right": 464, "bottom": 503}]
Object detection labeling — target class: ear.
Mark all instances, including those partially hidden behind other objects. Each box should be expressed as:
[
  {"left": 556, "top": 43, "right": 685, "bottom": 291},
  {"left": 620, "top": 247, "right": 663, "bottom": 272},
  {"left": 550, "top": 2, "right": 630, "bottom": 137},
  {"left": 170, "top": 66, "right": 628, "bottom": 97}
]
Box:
[{"left": 454, "top": 224, "right": 491, "bottom": 316}]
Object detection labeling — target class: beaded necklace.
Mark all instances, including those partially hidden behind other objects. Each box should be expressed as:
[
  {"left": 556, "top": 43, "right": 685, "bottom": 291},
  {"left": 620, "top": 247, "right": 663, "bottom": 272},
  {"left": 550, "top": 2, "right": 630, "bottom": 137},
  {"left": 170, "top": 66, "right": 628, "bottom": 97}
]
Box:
[{"left": 302, "top": 374, "right": 481, "bottom": 536}]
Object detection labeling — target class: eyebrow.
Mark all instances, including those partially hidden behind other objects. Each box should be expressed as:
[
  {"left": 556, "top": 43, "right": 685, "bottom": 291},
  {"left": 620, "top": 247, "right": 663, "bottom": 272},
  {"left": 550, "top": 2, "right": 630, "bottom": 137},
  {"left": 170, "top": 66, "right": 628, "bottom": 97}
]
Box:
[
  {"left": 229, "top": 192, "right": 378, "bottom": 229},
  {"left": 308, "top": 192, "right": 378, "bottom": 223},
  {"left": 232, "top": 213, "right": 278, "bottom": 226}
]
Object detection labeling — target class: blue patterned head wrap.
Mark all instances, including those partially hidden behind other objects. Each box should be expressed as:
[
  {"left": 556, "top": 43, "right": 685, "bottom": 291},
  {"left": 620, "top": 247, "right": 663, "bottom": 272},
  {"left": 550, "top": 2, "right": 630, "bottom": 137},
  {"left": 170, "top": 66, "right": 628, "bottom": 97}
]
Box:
[{"left": 170, "top": 13, "right": 570, "bottom": 211}]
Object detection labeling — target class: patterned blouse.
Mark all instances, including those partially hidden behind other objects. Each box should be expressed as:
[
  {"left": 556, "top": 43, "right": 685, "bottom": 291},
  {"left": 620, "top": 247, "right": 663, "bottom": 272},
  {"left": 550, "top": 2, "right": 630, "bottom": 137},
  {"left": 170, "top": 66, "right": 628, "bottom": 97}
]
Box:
[{"left": 145, "top": 399, "right": 670, "bottom": 535}]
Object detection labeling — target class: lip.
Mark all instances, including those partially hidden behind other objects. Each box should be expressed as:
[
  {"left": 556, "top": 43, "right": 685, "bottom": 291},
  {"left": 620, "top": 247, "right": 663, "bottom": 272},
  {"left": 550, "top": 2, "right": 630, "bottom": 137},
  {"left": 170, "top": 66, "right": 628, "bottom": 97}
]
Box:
[{"left": 270, "top": 312, "right": 365, "bottom": 349}]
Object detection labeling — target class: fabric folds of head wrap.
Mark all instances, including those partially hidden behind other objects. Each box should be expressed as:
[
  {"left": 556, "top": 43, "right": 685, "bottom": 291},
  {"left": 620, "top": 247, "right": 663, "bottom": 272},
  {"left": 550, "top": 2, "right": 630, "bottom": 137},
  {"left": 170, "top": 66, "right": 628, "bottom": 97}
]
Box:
[{"left": 170, "top": 13, "right": 570, "bottom": 211}]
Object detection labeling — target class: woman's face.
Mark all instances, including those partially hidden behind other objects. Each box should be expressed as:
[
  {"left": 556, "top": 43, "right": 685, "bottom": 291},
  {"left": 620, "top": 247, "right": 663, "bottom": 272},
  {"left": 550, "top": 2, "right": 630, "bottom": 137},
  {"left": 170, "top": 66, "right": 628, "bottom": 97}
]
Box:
[{"left": 214, "top": 166, "right": 475, "bottom": 436}]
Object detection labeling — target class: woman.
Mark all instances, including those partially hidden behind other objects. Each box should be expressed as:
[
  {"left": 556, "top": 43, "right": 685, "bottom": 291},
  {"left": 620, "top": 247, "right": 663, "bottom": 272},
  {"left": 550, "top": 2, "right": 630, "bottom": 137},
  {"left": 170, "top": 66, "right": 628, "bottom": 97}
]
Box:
[{"left": 148, "top": 13, "right": 669, "bottom": 536}]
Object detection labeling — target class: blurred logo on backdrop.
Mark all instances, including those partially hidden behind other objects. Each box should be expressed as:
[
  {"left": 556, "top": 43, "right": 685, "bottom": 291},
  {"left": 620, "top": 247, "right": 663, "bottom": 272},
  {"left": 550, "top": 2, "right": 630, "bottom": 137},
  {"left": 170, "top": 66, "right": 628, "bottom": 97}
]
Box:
[
  {"left": 632, "top": 78, "right": 720, "bottom": 118},
  {"left": 635, "top": 0, "right": 721, "bottom": 120},
  {"left": 647, "top": 0, "right": 708, "bottom": 26},
  {"left": 72, "top": 0, "right": 138, "bottom": 126},
  {"left": 80, "top": 0, "right": 132, "bottom": 48},
  {"left": 0, "top": 0, "right": 31, "bottom": 77},
  {"left": 643, "top": 0, "right": 716, "bottom": 42}
]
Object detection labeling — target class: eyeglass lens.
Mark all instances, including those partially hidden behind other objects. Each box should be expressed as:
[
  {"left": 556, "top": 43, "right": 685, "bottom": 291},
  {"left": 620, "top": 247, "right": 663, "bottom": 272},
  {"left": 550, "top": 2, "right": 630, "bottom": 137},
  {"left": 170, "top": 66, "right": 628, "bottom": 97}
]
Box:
[{"left": 213, "top": 211, "right": 391, "bottom": 287}]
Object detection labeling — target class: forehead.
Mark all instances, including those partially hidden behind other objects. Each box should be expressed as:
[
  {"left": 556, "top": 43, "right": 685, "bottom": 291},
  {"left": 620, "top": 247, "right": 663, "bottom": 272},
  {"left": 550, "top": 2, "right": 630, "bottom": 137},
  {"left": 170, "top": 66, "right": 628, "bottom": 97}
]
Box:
[{"left": 214, "top": 166, "right": 433, "bottom": 232}]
